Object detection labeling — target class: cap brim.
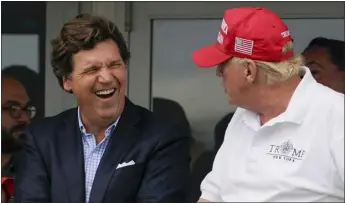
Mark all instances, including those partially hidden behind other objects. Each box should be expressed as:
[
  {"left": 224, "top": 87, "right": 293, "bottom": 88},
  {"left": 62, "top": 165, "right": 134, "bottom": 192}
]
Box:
[{"left": 192, "top": 44, "right": 232, "bottom": 68}]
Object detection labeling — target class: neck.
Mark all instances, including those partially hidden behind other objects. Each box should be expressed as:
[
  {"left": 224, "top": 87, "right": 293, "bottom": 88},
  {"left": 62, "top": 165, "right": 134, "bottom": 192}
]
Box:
[
  {"left": 2, "top": 154, "right": 12, "bottom": 168},
  {"left": 246, "top": 76, "right": 301, "bottom": 124},
  {"left": 80, "top": 111, "right": 118, "bottom": 138}
]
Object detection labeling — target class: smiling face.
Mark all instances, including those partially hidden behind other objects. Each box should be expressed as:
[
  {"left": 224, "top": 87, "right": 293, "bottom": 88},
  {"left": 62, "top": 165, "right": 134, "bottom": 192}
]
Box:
[{"left": 63, "top": 39, "right": 126, "bottom": 123}]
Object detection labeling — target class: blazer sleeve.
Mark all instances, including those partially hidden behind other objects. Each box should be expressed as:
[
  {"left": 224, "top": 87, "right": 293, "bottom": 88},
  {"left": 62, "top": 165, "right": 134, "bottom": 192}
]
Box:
[
  {"left": 14, "top": 126, "right": 50, "bottom": 203},
  {"left": 137, "top": 121, "right": 191, "bottom": 203}
]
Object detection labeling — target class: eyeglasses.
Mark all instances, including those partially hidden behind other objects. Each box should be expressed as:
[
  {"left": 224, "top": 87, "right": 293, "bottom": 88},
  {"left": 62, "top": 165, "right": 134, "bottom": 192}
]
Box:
[{"left": 2, "top": 104, "right": 36, "bottom": 119}]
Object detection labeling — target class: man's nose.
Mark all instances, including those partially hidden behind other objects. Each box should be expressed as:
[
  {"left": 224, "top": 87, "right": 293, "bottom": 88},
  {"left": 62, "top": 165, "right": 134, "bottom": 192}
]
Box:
[
  {"left": 98, "top": 67, "right": 113, "bottom": 83},
  {"left": 18, "top": 111, "right": 30, "bottom": 123}
]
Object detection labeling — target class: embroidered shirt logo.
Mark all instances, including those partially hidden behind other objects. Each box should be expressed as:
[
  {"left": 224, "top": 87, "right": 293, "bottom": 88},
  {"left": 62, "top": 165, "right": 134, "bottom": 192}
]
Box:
[
  {"left": 267, "top": 140, "right": 306, "bottom": 162},
  {"left": 280, "top": 140, "right": 293, "bottom": 155}
]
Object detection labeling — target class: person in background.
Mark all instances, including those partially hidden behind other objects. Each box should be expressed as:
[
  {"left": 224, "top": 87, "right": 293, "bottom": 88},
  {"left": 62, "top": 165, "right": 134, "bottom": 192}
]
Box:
[
  {"left": 14, "top": 14, "right": 190, "bottom": 203},
  {"left": 2, "top": 65, "right": 41, "bottom": 120},
  {"left": 152, "top": 97, "right": 203, "bottom": 167},
  {"left": 192, "top": 7, "right": 344, "bottom": 202},
  {"left": 189, "top": 112, "right": 234, "bottom": 203},
  {"left": 1, "top": 75, "right": 36, "bottom": 203},
  {"left": 302, "top": 37, "right": 345, "bottom": 93}
]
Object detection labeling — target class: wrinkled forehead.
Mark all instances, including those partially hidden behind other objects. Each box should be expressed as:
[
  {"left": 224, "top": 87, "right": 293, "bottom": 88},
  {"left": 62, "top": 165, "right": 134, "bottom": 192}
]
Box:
[{"left": 1, "top": 78, "right": 30, "bottom": 106}]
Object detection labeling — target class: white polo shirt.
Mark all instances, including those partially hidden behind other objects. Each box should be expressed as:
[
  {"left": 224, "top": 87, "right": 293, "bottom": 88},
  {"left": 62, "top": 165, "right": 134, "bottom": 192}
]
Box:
[{"left": 200, "top": 67, "right": 344, "bottom": 202}]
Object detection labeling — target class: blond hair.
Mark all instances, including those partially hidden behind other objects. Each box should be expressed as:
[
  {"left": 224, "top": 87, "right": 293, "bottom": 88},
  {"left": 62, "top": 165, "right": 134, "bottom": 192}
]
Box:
[{"left": 232, "top": 41, "right": 303, "bottom": 85}]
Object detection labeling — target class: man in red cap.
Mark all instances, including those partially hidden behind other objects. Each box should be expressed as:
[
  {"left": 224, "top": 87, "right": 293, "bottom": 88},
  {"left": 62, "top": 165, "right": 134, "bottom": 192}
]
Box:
[{"left": 192, "top": 7, "right": 344, "bottom": 202}]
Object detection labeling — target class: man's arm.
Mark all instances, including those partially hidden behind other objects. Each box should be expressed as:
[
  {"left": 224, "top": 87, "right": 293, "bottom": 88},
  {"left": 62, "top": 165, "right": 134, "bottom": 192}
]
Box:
[
  {"left": 198, "top": 164, "right": 222, "bottom": 202},
  {"left": 14, "top": 127, "right": 50, "bottom": 203},
  {"left": 137, "top": 121, "right": 191, "bottom": 203}
]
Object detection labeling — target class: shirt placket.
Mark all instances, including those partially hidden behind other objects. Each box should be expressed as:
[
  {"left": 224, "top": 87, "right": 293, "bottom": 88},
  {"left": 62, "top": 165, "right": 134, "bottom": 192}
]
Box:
[{"left": 84, "top": 134, "right": 97, "bottom": 202}]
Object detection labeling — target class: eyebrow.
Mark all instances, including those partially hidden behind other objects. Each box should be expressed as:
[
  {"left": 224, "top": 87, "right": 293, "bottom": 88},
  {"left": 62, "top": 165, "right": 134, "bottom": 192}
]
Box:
[
  {"left": 83, "top": 59, "right": 123, "bottom": 70},
  {"left": 106, "top": 59, "right": 123, "bottom": 66},
  {"left": 83, "top": 64, "right": 101, "bottom": 72},
  {"left": 2, "top": 100, "right": 32, "bottom": 107}
]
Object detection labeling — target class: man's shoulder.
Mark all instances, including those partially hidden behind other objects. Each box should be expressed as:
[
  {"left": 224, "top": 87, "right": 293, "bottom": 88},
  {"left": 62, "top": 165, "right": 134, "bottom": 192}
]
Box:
[
  {"left": 311, "top": 84, "right": 344, "bottom": 113},
  {"left": 305, "top": 84, "right": 344, "bottom": 133},
  {"left": 27, "top": 108, "right": 77, "bottom": 134},
  {"left": 313, "top": 82, "right": 344, "bottom": 99}
]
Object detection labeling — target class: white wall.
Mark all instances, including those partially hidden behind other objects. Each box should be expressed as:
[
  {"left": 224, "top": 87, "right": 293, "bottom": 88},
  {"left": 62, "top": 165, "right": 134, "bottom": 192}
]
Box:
[{"left": 2, "top": 35, "right": 39, "bottom": 73}]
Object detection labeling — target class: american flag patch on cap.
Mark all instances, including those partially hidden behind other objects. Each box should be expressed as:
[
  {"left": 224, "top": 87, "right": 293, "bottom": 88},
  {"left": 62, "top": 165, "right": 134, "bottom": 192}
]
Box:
[{"left": 234, "top": 37, "right": 254, "bottom": 55}]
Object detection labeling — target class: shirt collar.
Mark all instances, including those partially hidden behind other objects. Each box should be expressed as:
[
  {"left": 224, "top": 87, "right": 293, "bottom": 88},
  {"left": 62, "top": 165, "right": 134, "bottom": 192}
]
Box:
[
  {"left": 242, "top": 66, "right": 316, "bottom": 127},
  {"left": 77, "top": 107, "right": 120, "bottom": 136},
  {"left": 281, "top": 66, "right": 316, "bottom": 123}
]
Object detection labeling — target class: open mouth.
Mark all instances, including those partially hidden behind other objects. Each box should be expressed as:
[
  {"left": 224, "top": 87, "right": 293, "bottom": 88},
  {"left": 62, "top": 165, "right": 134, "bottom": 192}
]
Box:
[{"left": 95, "top": 88, "right": 116, "bottom": 99}]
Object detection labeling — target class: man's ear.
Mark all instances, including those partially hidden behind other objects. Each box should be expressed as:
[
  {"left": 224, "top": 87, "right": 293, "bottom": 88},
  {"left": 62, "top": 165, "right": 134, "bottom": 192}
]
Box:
[
  {"left": 62, "top": 76, "right": 72, "bottom": 92},
  {"left": 243, "top": 59, "right": 258, "bottom": 83}
]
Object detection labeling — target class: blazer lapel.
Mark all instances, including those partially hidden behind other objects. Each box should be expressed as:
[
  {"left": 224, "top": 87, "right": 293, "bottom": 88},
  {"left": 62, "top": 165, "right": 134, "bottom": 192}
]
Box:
[
  {"left": 89, "top": 99, "right": 141, "bottom": 203},
  {"left": 55, "top": 108, "right": 85, "bottom": 202}
]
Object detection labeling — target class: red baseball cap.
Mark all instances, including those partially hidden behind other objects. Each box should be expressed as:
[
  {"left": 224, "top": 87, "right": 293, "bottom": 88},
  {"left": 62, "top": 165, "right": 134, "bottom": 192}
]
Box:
[{"left": 192, "top": 7, "right": 294, "bottom": 68}]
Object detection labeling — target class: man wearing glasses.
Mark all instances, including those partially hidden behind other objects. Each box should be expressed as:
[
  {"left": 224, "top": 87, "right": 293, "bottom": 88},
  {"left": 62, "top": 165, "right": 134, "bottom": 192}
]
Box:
[{"left": 1, "top": 75, "right": 36, "bottom": 203}]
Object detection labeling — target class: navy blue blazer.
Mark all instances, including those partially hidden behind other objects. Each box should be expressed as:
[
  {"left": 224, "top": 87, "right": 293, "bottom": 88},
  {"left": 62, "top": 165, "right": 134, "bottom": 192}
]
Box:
[{"left": 14, "top": 99, "right": 191, "bottom": 203}]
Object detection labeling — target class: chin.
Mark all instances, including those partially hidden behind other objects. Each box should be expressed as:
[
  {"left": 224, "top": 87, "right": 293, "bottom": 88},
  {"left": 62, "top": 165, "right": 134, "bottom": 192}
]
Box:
[
  {"left": 228, "top": 100, "right": 236, "bottom": 106},
  {"left": 99, "top": 106, "right": 122, "bottom": 120},
  {"left": 92, "top": 93, "right": 125, "bottom": 120},
  {"left": 227, "top": 96, "right": 239, "bottom": 106},
  {"left": 101, "top": 98, "right": 125, "bottom": 117},
  {"left": 227, "top": 95, "right": 234, "bottom": 103}
]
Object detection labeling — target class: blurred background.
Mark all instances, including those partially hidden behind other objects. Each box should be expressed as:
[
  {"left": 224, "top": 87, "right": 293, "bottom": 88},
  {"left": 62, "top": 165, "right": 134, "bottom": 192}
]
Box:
[{"left": 1, "top": 1, "right": 344, "bottom": 150}]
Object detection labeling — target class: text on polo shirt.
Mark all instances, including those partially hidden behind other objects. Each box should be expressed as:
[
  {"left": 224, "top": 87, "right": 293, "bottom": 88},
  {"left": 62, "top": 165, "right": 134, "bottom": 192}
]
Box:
[{"left": 267, "top": 140, "right": 307, "bottom": 162}]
